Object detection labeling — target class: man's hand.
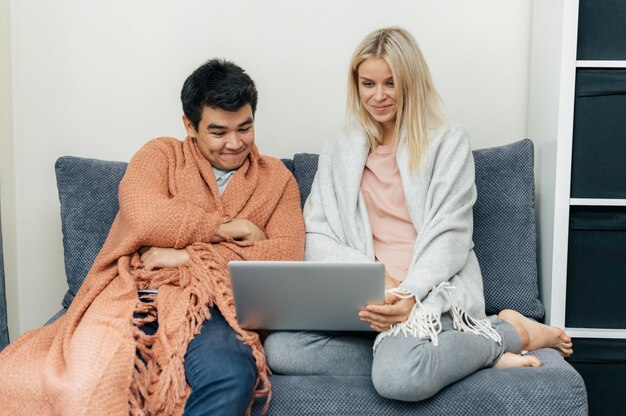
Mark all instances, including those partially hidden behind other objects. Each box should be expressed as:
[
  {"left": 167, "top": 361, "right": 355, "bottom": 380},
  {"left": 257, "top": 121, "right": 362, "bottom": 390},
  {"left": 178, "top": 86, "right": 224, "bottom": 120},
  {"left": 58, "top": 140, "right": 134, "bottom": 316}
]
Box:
[
  {"left": 212, "top": 218, "right": 267, "bottom": 243},
  {"left": 359, "top": 296, "right": 417, "bottom": 332},
  {"left": 139, "top": 247, "right": 190, "bottom": 271}
]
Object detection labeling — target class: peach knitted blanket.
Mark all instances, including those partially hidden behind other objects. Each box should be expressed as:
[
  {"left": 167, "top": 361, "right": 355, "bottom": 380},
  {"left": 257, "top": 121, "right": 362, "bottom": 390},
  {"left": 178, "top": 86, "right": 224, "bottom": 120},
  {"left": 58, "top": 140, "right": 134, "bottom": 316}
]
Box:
[{"left": 0, "top": 137, "right": 305, "bottom": 415}]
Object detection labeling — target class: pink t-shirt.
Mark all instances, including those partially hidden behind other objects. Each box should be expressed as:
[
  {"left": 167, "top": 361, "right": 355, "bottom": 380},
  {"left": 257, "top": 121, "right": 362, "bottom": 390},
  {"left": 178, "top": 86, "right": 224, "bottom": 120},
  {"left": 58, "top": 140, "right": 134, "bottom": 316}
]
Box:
[{"left": 360, "top": 144, "right": 417, "bottom": 280}]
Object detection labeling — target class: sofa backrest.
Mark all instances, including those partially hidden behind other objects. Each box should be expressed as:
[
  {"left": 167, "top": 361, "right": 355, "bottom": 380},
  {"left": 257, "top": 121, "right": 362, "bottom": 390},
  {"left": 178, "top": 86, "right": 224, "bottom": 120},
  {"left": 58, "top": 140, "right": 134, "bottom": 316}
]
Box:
[
  {"left": 0, "top": 206, "right": 9, "bottom": 348},
  {"left": 54, "top": 139, "right": 544, "bottom": 319}
]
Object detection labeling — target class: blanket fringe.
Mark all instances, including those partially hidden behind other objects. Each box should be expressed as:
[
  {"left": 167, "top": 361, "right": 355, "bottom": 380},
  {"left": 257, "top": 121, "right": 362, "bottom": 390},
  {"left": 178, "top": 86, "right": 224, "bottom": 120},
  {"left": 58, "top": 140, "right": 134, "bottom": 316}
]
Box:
[
  {"left": 127, "top": 246, "right": 271, "bottom": 416},
  {"left": 449, "top": 305, "right": 502, "bottom": 345},
  {"left": 374, "top": 282, "right": 501, "bottom": 351},
  {"left": 373, "top": 295, "right": 442, "bottom": 350}
]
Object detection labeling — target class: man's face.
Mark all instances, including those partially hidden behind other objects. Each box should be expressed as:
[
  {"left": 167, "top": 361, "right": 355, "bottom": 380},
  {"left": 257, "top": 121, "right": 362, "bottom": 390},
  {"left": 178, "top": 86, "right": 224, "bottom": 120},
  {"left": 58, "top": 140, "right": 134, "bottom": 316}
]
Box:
[{"left": 183, "top": 104, "right": 255, "bottom": 171}]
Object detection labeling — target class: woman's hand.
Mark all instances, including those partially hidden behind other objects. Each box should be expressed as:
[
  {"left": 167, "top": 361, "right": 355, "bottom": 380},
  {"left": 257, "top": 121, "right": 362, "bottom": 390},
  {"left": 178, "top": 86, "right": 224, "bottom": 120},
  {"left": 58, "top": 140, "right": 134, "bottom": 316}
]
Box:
[
  {"left": 212, "top": 219, "right": 267, "bottom": 243},
  {"left": 139, "top": 246, "right": 190, "bottom": 271},
  {"left": 359, "top": 292, "right": 416, "bottom": 332},
  {"left": 357, "top": 272, "right": 416, "bottom": 332},
  {"left": 384, "top": 273, "right": 401, "bottom": 304}
]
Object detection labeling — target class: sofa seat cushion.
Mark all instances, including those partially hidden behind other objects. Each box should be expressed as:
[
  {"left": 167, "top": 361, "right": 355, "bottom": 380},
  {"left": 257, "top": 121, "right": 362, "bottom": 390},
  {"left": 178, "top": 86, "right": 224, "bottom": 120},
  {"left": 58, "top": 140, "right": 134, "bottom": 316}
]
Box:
[{"left": 252, "top": 348, "right": 586, "bottom": 415}]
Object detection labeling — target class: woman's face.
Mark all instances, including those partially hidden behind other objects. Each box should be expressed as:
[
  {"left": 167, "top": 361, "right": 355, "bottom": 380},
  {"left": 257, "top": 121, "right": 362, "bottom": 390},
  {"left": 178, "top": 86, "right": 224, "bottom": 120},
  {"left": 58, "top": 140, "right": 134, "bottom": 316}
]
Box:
[{"left": 357, "top": 57, "right": 397, "bottom": 130}]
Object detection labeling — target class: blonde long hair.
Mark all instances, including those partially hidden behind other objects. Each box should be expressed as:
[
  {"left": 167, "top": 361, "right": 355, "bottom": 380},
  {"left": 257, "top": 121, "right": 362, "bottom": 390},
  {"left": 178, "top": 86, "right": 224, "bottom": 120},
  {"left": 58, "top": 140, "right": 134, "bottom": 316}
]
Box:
[{"left": 347, "top": 27, "right": 445, "bottom": 172}]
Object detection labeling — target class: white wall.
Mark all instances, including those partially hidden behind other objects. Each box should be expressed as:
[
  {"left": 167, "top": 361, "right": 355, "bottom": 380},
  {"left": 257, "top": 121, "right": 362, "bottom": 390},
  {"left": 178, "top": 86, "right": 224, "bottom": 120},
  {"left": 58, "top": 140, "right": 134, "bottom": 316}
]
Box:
[
  {"left": 7, "top": 0, "right": 533, "bottom": 336},
  {"left": 1, "top": 0, "right": 19, "bottom": 339},
  {"left": 528, "top": 0, "right": 580, "bottom": 327},
  {"left": 528, "top": 0, "right": 565, "bottom": 325}
]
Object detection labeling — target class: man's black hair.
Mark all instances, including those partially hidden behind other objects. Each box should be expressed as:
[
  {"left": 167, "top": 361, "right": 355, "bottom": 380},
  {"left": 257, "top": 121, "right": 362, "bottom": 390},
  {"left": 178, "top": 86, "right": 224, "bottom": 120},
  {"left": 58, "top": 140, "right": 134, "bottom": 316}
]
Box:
[{"left": 181, "top": 58, "right": 258, "bottom": 129}]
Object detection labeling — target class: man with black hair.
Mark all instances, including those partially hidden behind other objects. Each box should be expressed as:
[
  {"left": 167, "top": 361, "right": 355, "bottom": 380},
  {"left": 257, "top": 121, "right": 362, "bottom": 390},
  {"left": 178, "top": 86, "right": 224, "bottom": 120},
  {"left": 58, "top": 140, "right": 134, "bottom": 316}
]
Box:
[{"left": 0, "top": 59, "right": 304, "bottom": 416}]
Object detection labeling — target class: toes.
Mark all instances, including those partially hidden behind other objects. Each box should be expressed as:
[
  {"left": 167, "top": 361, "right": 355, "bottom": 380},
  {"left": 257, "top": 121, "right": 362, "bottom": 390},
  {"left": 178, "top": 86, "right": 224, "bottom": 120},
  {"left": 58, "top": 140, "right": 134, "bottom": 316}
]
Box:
[
  {"left": 494, "top": 352, "right": 542, "bottom": 369},
  {"left": 522, "top": 355, "right": 542, "bottom": 367},
  {"left": 558, "top": 330, "right": 571, "bottom": 342},
  {"left": 558, "top": 346, "right": 573, "bottom": 357}
]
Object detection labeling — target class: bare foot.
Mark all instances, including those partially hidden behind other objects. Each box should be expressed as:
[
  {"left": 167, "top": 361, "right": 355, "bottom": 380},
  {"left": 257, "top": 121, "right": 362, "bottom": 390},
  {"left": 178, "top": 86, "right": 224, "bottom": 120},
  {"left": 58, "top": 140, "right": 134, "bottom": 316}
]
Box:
[
  {"left": 498, "top": 309, "right": 573, "bottom": 357},
  {"left": 493, "top": 352, "right": 541, "bottom": 368}
]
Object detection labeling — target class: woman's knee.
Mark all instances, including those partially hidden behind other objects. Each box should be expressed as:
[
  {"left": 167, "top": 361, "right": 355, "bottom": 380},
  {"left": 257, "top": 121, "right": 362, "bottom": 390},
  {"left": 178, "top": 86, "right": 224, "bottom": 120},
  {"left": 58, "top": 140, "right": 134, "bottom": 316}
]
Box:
[
  {"left": 265, "top": 331, "right": 374, "bottom": 376},
  {"left": 264, "top": 331, "right": 323, "bottom": 374},
  {"left": 263, "top": 332, "right": 295, "bottom": 373},
  {"left": 371, "top": 364, "right": 438, "bottom": 402},
  {"left": 371, "top": 339, "right": 439, "bottom": 402}
]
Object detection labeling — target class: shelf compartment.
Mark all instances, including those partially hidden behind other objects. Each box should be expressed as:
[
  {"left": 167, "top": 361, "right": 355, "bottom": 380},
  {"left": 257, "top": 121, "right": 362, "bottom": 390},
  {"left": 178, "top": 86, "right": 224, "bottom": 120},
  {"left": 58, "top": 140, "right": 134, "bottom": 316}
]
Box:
[
  {"left": 566, "top": 206, "right": 626, "bottom": 329},
  {"left": 571, "top": 69, "right": 626, "bottom": 198},
  {"left": 566, "top": 338, "right": 626, "bottom": 416},
  {"left": 578, "top": 0, "right": 626, "bottom": 60}
]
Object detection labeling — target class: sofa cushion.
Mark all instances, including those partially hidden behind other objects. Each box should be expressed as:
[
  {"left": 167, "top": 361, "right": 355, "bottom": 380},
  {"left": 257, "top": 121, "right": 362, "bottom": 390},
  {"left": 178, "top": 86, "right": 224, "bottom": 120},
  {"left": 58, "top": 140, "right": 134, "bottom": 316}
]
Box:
[
  {"left": 251, "top": 348, "right": 587, "bottom": 415},
  {"left": 472, "top": 139, "right": 544, "bottom": 319},
  {"left": 55, "top": 156, "right": 127, "bottom": 308},
  {"left": 0, "top": 208, "right": 9, "bottom": 349},
  {"left": 292, "top": 153, "right": 319, "bottom": 207},
  {"left": 280, "top": 158, "right": 295, "bottom": 175},
  {"left": 290, "top": 139, "right": 544, "bottom": 319}
]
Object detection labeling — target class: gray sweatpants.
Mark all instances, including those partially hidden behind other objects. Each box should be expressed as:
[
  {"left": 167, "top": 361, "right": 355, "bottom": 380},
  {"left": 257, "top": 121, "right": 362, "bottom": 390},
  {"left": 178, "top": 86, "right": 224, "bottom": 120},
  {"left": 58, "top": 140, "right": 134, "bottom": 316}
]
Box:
[{"left": 264, "top": 314, "right": 521, "bottom": 402}]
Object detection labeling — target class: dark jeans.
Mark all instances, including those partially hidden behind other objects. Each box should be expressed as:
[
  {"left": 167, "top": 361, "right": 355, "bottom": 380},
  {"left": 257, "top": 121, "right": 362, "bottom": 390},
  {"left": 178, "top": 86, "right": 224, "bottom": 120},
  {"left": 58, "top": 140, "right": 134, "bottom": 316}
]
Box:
[{"left": 139, "top": 306, "right": 257, "bottom": 415}]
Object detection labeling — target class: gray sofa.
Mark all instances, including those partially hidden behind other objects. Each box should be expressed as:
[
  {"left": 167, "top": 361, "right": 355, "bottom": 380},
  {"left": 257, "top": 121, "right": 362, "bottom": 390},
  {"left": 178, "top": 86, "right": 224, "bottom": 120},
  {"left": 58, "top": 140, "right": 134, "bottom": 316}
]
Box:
[
  {"left": 0, "top": 207, "right": 8, "bottom": 350},
  {"left": 50, "top": 139, "right": 587, "bottom": 415}
]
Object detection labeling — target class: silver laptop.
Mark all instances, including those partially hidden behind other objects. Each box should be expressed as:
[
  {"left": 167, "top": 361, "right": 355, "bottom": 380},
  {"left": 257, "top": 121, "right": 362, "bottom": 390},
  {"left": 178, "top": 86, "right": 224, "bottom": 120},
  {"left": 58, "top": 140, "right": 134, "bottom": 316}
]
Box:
[{"left": 229, "top": 261, "right": 385, "bottom": 331}]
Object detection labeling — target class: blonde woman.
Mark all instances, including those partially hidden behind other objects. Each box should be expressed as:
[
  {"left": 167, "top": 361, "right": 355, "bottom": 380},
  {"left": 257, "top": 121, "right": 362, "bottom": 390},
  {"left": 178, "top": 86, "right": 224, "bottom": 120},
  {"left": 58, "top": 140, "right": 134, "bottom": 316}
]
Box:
[{"left": 264, "top": 27, "right": 573, "bottom": 401}]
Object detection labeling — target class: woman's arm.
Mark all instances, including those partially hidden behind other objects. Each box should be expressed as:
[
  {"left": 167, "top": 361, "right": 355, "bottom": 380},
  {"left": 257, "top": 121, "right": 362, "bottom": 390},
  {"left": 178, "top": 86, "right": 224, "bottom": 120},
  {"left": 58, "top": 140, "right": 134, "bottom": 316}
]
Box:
[
  {"left": 303, "top": 173, "right": 372, "bottom": 263},
  {"left": 400, "top": 128, "right": 476, "bottom": 300}
]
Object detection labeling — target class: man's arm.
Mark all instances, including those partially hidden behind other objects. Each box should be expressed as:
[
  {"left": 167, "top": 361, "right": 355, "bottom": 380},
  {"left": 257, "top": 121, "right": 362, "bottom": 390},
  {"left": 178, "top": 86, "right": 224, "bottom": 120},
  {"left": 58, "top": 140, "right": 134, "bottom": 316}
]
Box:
[
  {"left": 210, "top": 175, "right": 305, "bottom": 262},
  {"left": 211, "top": 219, "right": 266, "bottom": 243},
  {"left": 139, "top": 174, "right": 304, "bottom": 270},
  {"left": 117, "top": 139, "right": 225, "bottom": 249},
  {"left": 139, "top": 218, "right": 267, "bottom": 270}
]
